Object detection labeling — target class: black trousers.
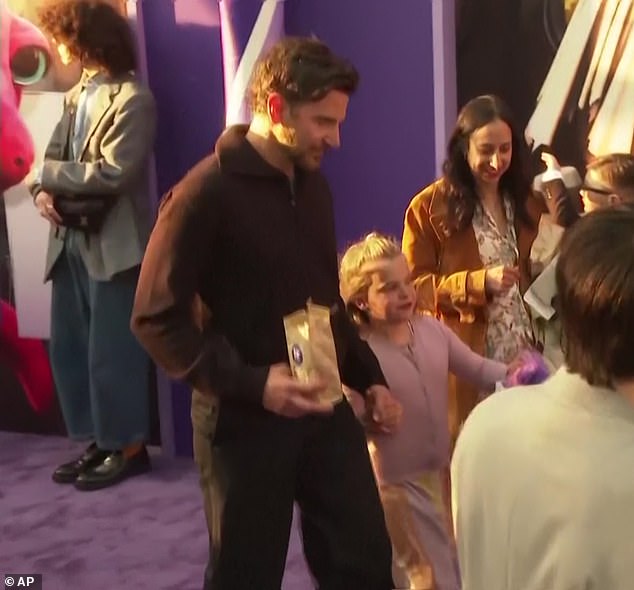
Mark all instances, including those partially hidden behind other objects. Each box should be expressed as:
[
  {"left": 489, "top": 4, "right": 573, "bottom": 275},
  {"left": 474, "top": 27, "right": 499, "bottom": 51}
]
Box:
[{"left": 194, "top": 394, "right": 393, "bottom": 590}]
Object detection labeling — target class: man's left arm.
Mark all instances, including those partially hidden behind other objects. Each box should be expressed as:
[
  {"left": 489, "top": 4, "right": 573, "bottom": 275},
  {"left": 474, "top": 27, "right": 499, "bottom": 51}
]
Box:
[
  {"left": 337, "top": 305, "right": 402, "bottom": 432},
  {"left": 337, "top": 304, "right": 386, "bottom": 392},
  {"left": 40, "top": 87, "right": 156, "bottom": 196}
]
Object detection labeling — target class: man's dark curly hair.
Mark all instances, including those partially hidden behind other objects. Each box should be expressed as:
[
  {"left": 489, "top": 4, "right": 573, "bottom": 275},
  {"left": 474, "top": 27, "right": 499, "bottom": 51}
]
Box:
[
  {"left": 37, "top": 0, "right": 136, "bottom": 76},
  {"left": 248, "top": 37, "right": 359, "bottom": 114}
]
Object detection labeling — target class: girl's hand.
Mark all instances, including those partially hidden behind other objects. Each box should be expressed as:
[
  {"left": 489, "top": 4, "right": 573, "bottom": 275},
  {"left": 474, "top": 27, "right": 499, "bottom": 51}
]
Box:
[{"left": 503, "top": 349, "right": 550, "bottom": 387}]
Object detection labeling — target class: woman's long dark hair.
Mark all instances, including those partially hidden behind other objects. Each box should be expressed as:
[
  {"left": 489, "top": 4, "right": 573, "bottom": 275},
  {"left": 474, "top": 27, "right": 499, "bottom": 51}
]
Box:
[{"left": 442, "top": 94, "right": 533, "bottom": 232}]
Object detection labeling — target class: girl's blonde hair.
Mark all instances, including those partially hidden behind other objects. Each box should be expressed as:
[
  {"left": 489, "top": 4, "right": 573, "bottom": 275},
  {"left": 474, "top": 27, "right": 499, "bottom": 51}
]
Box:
[{"left": 339, "top": 232, "right": 402, "bottom": 324}]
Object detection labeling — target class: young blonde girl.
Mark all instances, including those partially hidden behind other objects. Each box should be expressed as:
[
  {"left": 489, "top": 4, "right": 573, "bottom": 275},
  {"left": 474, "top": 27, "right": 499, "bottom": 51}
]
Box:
[{"left": 339, "top": 233, "right": 509, "bottom": 590}]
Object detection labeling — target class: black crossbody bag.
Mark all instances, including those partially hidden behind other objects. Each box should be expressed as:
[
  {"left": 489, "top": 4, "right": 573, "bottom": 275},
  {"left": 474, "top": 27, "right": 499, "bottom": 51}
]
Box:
[{"left": 53, "top": 103, "right": 114, "bottom": 233}]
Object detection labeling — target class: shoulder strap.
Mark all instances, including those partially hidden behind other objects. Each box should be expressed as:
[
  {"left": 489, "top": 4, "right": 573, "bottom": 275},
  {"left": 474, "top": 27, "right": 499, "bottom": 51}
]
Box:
[{"left": 61, "top": 102, "right": 77, "bottom": 162}]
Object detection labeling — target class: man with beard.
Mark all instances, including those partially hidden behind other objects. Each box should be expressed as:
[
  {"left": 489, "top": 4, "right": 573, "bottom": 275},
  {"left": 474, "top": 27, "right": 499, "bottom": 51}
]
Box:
[{"left": 131, "top": 37, "right": 399, "bottom": 590}]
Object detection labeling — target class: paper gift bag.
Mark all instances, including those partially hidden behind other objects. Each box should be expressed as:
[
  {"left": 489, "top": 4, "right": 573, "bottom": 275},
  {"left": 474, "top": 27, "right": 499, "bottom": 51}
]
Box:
[{"left": 283, "top": 301, "right": 343, "bottom": 404}]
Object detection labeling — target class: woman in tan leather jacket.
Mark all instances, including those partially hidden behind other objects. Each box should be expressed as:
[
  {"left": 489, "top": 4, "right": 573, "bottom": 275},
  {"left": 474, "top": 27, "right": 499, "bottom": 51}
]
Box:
[{"left": 403, "top": 95, "right": 544, "bottom": 446}]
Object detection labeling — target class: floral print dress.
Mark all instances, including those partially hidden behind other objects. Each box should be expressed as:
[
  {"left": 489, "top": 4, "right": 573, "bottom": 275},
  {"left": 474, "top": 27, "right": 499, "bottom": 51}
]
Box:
[{"left": 472, "top": 198, "right": 533, "bottom": 363}]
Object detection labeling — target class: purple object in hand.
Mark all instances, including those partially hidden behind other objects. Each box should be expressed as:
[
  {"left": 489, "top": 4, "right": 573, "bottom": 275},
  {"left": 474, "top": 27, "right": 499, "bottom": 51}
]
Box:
[{"left": 503, "top": 350, "right": 550, "bottom": 387}]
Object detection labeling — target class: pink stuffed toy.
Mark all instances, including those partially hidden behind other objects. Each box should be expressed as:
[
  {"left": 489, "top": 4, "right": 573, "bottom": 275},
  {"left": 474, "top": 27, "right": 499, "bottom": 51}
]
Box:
[
  {"left": 0, "top": 0, "right": 50, "bottom": 190},
  {"left": 0, "top": 0, "right": 54, "bottom": 412}
]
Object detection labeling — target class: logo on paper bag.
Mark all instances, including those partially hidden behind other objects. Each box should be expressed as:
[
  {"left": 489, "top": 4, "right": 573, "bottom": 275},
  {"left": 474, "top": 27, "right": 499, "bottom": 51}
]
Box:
[{"left": 291, "top": 344, "right": 304, "bottom": 365}]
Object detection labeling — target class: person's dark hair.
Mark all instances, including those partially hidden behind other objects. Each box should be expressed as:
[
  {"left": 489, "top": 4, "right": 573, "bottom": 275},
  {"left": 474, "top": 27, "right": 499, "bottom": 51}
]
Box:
[
  {"left": 442, "top": 95, "right": 533, "bottom": 232},
  {"left": 586, "top": 153, "right": 634, "bottom": 196},
  {"left": 38, "top": 0, "right": 136, "bottom": 76},
  {"left": 557, "top": 208, "right": 634, "bottom": 387},
  {"left": 248, "top": 37, "right": 359, "bottom": 114}
]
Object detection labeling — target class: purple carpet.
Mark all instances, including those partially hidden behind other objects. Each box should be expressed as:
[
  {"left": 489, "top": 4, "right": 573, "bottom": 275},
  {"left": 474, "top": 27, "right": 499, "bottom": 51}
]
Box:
[{"left": 0, "top": 431, "right": 314, "bottom": 590}]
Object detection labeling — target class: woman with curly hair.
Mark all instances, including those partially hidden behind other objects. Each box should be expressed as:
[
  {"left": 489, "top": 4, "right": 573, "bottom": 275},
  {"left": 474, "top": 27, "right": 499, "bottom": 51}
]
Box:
[
  {"left": 37, "top": 0, "right": 133, "bottom": 76},
  {"left": 402, "top": 95, "right": 548, "bottom": 446},
  {"left": 29, "top": 0, "right": 157, "bottom": 491}
]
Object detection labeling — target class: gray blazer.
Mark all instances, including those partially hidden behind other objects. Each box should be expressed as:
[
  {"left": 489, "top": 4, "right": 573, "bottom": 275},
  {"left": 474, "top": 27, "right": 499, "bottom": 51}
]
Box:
[{"left": 30, "top": 73, "right": 157, "bottom": 281}]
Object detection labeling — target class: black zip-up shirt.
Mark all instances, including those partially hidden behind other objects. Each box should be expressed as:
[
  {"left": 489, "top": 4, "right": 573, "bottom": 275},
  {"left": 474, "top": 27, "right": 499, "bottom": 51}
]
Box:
[{"left": 131, "top": 125, "right": 386, "bottom": 404}]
